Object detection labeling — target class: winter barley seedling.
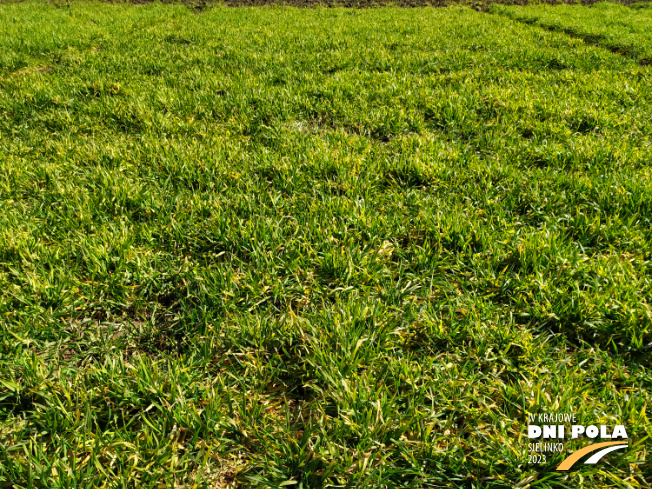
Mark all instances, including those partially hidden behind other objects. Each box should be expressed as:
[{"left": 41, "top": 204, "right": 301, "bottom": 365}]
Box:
[{"left": 0, "top": 2, "right": 650, "bottom": 488}]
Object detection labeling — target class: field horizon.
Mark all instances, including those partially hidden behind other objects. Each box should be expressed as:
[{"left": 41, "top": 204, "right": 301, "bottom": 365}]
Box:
[{"left": 0, "top": 0, "right": 649, "bottom": 9}]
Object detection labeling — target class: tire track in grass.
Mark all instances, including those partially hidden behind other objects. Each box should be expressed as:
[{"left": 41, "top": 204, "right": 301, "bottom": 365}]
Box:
[{"left": 491, "top": 4, "right": 652, "bottom": 66}]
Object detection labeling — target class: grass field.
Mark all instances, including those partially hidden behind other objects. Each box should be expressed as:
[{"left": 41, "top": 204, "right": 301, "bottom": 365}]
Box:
[
  {"left": 0, "top": 2, "right": 651, "bottom": 488},
  {"left": 494, "top": 2, "right": 652, "bottom": 63}
]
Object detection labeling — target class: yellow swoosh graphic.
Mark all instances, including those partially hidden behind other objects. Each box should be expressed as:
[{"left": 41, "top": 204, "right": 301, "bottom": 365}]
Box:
[
  {"left": 584, "top": 444, "right": 628, "bottom": 464},
  {"left": 556, "top": 441, "right": 628, "bottom": 471}
]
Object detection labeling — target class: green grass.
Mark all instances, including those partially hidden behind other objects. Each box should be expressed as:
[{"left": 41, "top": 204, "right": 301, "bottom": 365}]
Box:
[
  {"left": 0, "top": 2, "right": 651, "bottom": 487},
  {"left": 493, "top": 2, "right": 652, "bottom": 63}
]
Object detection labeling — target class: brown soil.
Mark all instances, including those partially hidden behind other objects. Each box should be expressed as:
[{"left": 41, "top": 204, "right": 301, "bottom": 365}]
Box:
[
  {"left": 22, "top": 0, "right": 649, "bottom": 8},
  {"left": 202, "top": 0, "right": 644, "bottom": 7}
]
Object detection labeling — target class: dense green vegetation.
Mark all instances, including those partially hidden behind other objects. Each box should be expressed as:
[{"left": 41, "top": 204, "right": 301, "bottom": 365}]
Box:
[
  {"left": 494, "top": 2, "right": 652, "bottom": 63},
  {"left": 0, "top": 2, "right": 650, "bottom": 487}
]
